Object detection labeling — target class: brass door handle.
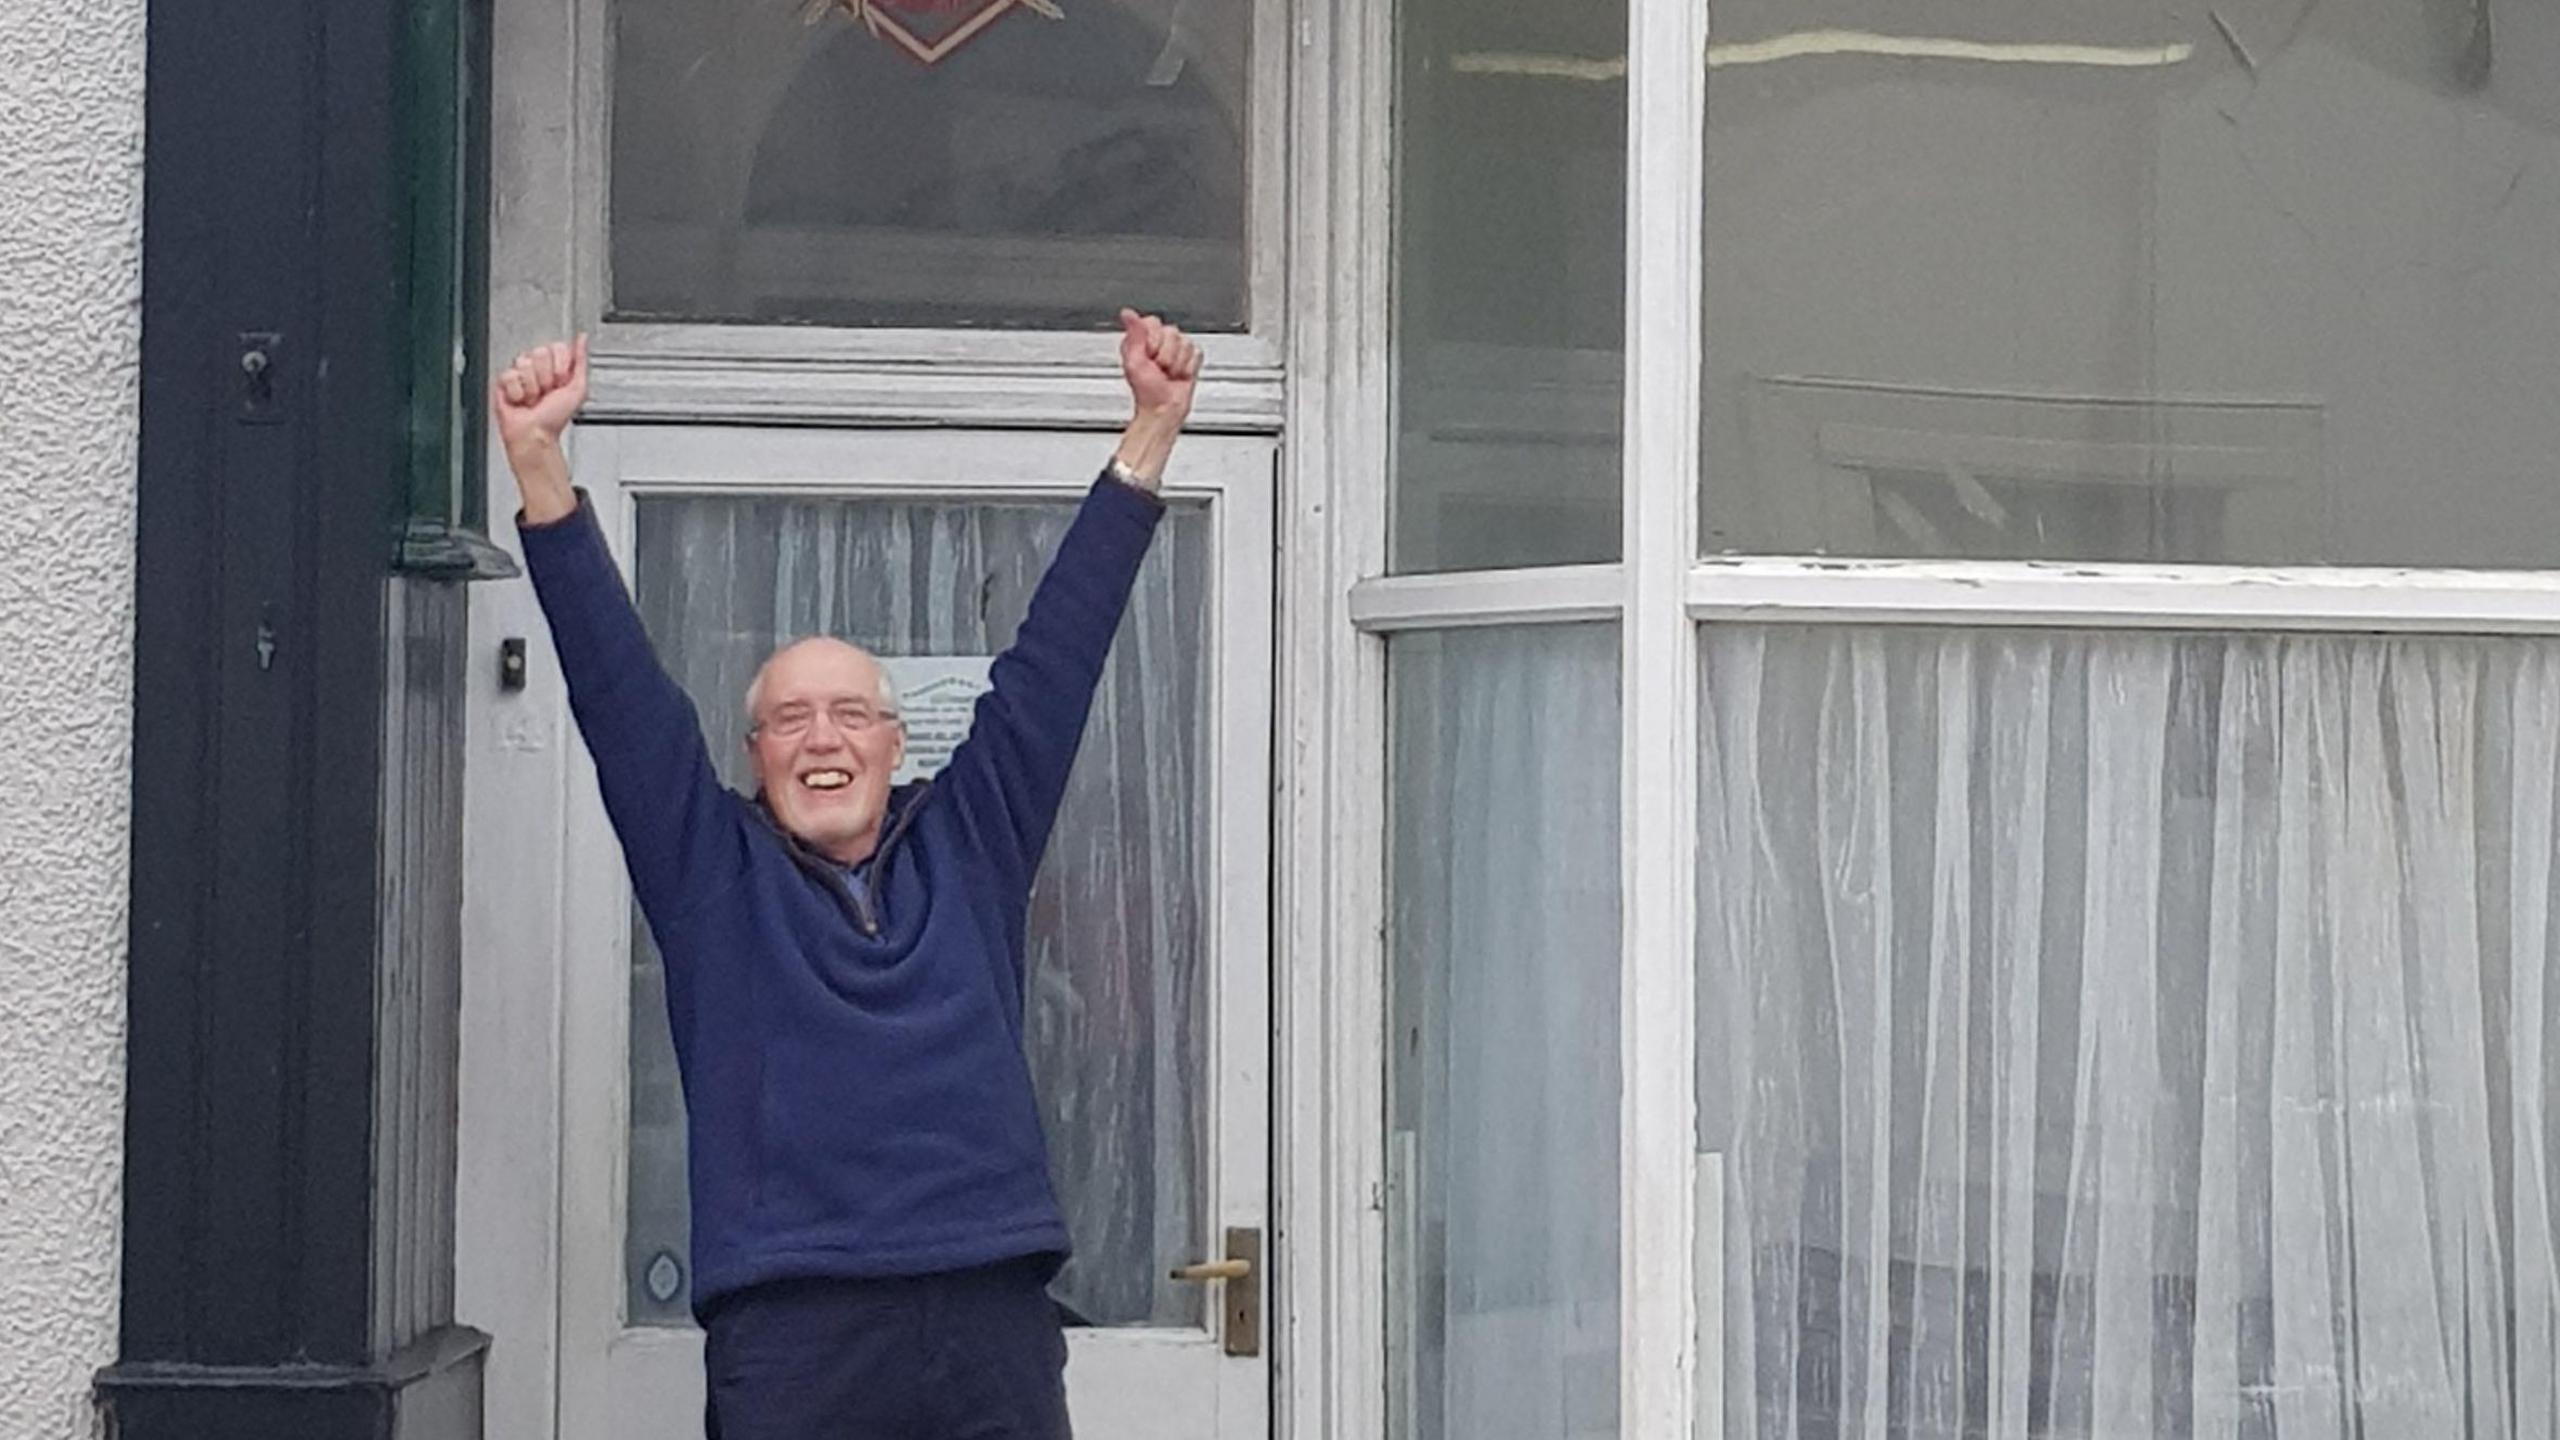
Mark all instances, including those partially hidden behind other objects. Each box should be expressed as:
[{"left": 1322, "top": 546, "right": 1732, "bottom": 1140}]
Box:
[{"left": 1165, "top": 1227, "right": 1262, "bottom": 1356}]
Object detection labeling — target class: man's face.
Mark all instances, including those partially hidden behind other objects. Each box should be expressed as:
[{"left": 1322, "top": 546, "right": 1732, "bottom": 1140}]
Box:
[{"left": 745, "top": 639, "right": 906, "bottom": 865}]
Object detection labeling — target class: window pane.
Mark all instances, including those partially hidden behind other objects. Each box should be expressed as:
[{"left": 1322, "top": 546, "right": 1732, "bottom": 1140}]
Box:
[
  {"left": 609, "top": 0, "right": 1250, "bottom": 330},
  {"left": 1389, "top": 625, "right": 1621, "bottom": 1439},
  {"left": 1701, "top": 0, "right": 2560, "bottom": 565},
  {"left": 623, "top": 496, "right": 1214, "bottom": 1329},
  {"left": 1390, "top": 0, "right": 1624, "bottom": 572},
  {"left": 1697, "top": 625, "right": 2560, "bottom": 1435}
]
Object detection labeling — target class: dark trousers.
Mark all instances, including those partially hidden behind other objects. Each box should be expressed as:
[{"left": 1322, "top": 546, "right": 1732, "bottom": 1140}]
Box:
[{"left": 702, "top": 1256, "right": 1072, "bottom": 1440}]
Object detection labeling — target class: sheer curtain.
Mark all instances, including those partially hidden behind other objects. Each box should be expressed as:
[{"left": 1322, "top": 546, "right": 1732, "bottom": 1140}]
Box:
[
  {"left": 623, "top": 495, "right": 1213, "bottom": 1329},
  {"left": 1389, "top": 625, "right": 1622, "bottom": 1440},
  {"left": 1699, "top": 626, "right": 2560, "bottom": 1439}
]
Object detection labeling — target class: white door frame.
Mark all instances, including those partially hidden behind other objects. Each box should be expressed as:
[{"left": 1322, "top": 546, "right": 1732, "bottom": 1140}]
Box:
[
  {"left": 458, "top": 434, "right": 1303, "bottom": 1440},
  {"left": 1268, "top": 0, "right": 1394, "bottom": 1437},
  {"left": 541, "top": 426, "right": 1274, "bottom": 1439},
  {"left": 460, "top": 2, "right": 1399, "bottom": 1438}
]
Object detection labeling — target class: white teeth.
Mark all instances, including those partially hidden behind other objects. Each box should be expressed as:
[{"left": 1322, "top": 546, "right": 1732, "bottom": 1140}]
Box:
[{"left": 802, "top": 770, "right": 851, "bottom": 791}]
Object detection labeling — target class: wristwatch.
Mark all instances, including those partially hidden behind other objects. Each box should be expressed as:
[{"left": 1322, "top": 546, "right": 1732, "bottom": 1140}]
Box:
[{"left": 1102, "top": 456, "right": 1145, "bottom": 490}]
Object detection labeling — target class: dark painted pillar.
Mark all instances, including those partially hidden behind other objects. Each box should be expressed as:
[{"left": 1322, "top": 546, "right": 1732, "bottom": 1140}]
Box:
[{"left": 98, "top": 0, "right": 495, "bottom": 1433}]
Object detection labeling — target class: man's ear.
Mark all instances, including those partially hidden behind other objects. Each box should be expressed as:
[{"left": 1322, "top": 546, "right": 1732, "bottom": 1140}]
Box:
[{"left": 887, "top": 723, "right": 908, "bottom": 774}]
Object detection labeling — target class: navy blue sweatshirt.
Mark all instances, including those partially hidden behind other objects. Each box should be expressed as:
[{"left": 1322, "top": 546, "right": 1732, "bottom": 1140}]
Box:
[{"left": 519, "top": 474, "right": 1164, "bottom": 1314}]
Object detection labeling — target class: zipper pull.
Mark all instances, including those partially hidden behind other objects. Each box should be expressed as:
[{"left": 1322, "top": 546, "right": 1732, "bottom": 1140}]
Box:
[{"left": 843, "top": 872, "right": 881, "bottom": 937}]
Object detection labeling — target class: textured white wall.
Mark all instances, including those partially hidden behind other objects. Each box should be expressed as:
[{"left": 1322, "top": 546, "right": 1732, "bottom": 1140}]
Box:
[{"left": 0, "top": 0, "right": 146, "bottom": 1435}]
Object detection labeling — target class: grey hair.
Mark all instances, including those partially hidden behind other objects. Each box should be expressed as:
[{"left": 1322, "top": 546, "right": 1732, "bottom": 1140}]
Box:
[{"left": 742, "top": 637, "right": 902, "bottom": 732}]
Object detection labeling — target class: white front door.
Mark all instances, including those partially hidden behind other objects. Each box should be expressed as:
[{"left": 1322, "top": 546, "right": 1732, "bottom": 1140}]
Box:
[{"left": 546, "top": 426, "right": 1274, "bottom": 1439}]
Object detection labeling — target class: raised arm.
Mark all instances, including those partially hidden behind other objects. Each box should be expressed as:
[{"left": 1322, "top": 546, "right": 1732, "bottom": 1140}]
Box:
[
  {"left": 494, "top": 338, "right": 748, "bottom": 927},
  {"left": 939, "top": 311, "right": 1202, "bottom": 895}
]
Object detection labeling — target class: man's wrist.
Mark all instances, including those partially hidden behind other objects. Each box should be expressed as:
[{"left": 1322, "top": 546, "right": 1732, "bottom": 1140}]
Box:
[
  {"left": 506, "top": 436, "right": 579, "bottom": 524},
  {"left": 504, "top": 432, "right": 563, "bottom": 465},
  {"left": 1110, "top": 408, "right": 1185, "bottom": 492}
]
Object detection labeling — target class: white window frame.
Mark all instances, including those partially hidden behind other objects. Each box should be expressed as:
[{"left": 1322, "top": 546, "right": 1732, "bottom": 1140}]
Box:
[
  {"left": 1346, "top": 4, "right": 2560, "bottom": 1440},
  {"left": 567, "top": 0, "right": 1296, "bottom": 426},
  {"left": 1271, "top": 0, "right": 1396, "bottom": 1437}
]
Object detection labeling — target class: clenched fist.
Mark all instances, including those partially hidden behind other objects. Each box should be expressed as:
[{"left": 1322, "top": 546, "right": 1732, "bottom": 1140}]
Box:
[
  {"left": 1108, "top": 310, "right": 1200, "bottom": 492},
  {"left": 491, "top": 335, "right": 589, "bottom": 525},
  {"left": 494, "top": 336, "right": 590, "bottom": 456},
  {"left": 1117, "top": 309, "right": 1200, "bottom": 422}
]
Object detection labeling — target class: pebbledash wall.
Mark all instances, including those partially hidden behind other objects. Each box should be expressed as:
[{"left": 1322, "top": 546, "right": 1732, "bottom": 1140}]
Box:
[{"left": 0, "top": 0, "right": 147, "bottom": 1436}]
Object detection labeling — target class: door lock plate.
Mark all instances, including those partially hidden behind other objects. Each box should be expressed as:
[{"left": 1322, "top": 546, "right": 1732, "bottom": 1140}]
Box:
[{"left": 1168, "top": 1225, "right": 1261, "bottom": 1357}]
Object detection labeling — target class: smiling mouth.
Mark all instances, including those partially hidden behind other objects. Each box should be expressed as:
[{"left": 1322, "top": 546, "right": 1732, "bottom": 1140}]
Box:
[{"left": 800, "top": 769, "right": 853, "bottom": 792}]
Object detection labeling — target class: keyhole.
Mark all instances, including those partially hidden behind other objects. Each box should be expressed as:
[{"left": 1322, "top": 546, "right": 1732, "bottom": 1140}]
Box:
[
  {"left": 255, "top": 619, "right": 277, "bottom": 672},
  {"left": 236, "top": 332, "right": 283, "bottom": 421}
]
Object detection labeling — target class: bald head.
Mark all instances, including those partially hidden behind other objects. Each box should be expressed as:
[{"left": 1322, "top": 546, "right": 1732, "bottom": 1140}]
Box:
[{"left": 745, "top": 637, "right": 900, "bottom": 731}]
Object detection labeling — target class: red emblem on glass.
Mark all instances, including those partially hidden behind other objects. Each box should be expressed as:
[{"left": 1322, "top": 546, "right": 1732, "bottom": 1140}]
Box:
[{"left": 809, "top": 0, "right": 1063, "bottom": 65}]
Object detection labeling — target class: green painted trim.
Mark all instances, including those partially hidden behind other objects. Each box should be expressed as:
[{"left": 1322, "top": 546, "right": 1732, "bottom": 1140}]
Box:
[
  {"left": 397, "top": 518, "right": 519, "bottom": 582},
  {"left": 396, "top": 0, "right": 493, "bottom": 543}
]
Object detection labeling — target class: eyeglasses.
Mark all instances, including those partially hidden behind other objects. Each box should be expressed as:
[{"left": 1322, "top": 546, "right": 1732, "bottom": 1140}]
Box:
[{"left": 754, "top": 700, "right": 902, "bottom": 740}]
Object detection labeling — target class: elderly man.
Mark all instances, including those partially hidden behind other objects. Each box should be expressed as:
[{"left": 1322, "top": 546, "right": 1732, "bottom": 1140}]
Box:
[{"left": 492, "top": 310, "right": 1202, "bottom": 1440}]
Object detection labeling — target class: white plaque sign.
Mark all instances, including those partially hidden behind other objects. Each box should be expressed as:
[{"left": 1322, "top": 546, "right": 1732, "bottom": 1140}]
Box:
[{"left": 881, "top": 656, "right": 997, "bottom": 785}]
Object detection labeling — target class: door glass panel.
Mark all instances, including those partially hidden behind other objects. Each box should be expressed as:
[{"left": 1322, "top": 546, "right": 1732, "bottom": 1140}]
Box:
[
  {"left": 609, "top": 0, "right": 1251, "bottom": 330},
  {"left": 1698, "top": 625, "right": 2560, "bottom": 1435},
  {"left": 1389, "top": 0, "right": 1625, "bottom": 572},
  {"left": 1701, "top": 0, "right": 2560, "bottom": 565},
  {"left": 1388, "top": 624, "right": 1622, "bottom": 1439},
  {"left": 624, "top": 495, "right": 1214, "bottom": 1329}
]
